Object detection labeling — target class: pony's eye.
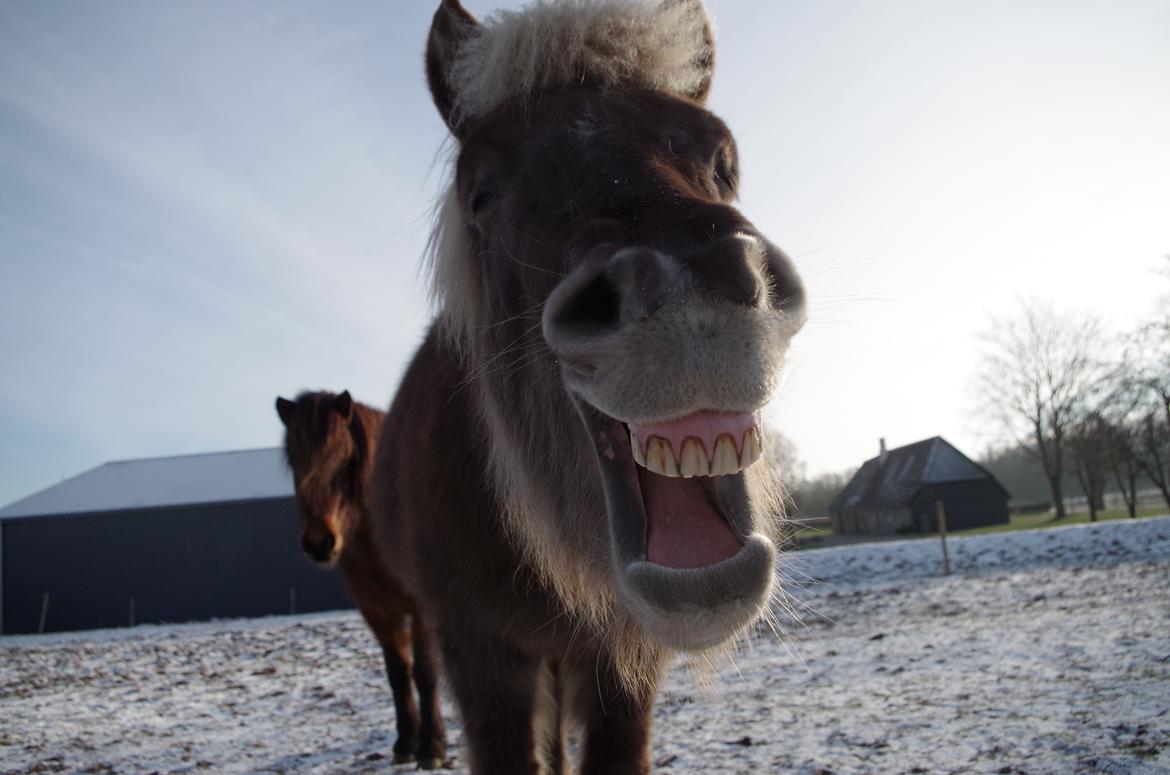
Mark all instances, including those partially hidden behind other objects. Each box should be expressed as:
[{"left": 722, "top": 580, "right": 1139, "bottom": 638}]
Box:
[
  {"left": 470, "top": 189, "right": 495, "bottom": 216},
  {"left": 713, "top": 159, "right": 735, "bottom": 194}
]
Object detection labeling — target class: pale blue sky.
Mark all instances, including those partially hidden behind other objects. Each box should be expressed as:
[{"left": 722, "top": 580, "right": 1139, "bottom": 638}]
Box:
[{"left": 2, "top": 0, "right": 1169, "bottom": 507}]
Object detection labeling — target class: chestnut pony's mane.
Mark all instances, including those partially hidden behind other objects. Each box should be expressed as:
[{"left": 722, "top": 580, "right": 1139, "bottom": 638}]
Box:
[{"left": 281, "top": 391, "right": 381, "bottom": 506}]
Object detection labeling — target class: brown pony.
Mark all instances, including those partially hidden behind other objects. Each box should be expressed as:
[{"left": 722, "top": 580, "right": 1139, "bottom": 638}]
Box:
[
  {"left": 372, "top": 0, "right": 806, "bottom": 772},
  {"left": 275, "top": 390, "right": 446, "bottom": 768}
]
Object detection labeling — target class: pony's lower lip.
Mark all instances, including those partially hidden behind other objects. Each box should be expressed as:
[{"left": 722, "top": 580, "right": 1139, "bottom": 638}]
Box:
[{"left": 306, "top": 551, "right": 340, "bottom": 569}]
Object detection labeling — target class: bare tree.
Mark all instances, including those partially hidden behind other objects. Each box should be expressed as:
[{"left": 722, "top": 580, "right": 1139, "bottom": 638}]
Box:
[
  {"left": 974, "top": 303, "right": 1108, "bottom": 520},
  {"left": 760, "top": 427, "right": 805, "bottom": 519},
  {"left": 791, "top": 468, "right": 856, "bottom": 522},
  {"left": 1097, "top": 377, "right": 1147, "bottom": 518},
  {"left": 1104, "top": 418, "right": 1143, "bottom": 518},
  {"left": 1120, "top": 255, "right": 1170, "bottom": 509},
  {"left": 1127, "top": 325, "right": 1170, "bottom": 429},
  {"left": 1066, "top": 412, "right": 1110, "bottom": 521},
  {"left": 1135, "top": 410, "right": 1170, "bottom": 509},
  {"left": 766, "top": 430, "right": 805, "bottom": 486}
]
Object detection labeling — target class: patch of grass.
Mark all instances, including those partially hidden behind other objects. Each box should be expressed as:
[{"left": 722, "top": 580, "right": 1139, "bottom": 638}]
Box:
[
  {"left": 787, "top": 524, "right": 832, "bottom": 548},
  {"left": 959, "top": 506, "right": 1167, "bottom": 536},
  {"left": 787, "top": 506, "right": 1168, "bottom": 549}
]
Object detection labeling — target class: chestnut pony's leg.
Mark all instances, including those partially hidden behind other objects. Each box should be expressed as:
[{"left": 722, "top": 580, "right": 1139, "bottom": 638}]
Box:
[
  {"left": 380, "top": 625, "right": 421, "bottom": 765},
  {"left": 411, "top": 619, "right": 447, "bottom": 769}
]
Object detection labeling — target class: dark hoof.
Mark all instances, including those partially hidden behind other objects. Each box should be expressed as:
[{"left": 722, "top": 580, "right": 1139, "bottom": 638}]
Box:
[
  {"left": 393, "top": 752, "right": 417, "bottom": 765},
  {"left": 417, "top": 758, "right": 444, "bottom": 770}
]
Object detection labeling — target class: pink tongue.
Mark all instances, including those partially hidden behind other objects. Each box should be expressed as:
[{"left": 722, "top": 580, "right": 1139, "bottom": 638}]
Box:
[{"left": 639, "top": 467, "right": 743, "bottom": 569}]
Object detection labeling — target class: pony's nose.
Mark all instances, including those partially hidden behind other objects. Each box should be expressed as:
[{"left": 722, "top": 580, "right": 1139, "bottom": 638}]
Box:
[
  {"left": 302, "top": 532, "right": 336, "bottom": 564},
  {"left": 543, "top": 235, "right": 775, "bottom": 354}
]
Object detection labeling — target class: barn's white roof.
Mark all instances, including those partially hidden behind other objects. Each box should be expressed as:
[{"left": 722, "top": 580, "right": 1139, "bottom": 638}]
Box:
[{"left": 0, "top": 448, "right": 294, "bottom": 521}]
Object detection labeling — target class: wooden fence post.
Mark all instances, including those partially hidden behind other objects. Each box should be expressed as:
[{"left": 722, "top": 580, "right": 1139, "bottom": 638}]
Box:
[
  {"left": 38, "top": 592, "right": 50, "bottom": 634},
  {"left": 935, "top": 500, "right": 951, "bottom": 576}
]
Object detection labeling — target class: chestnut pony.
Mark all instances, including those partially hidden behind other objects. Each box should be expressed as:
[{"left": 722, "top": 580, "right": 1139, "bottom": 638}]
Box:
[
  {"left": 276, "top": 390, "right": 445, "bottom": 768},
  {"left": 372, "top": 0, "right": 806, "bottom": 771}
]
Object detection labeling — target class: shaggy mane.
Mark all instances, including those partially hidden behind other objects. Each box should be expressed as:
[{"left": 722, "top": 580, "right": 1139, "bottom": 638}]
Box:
[
  {"left": 425, "top": 184, "right": 481, "bottom": 358},
  {"left": 450, "top": 0, "right": 714, "bottom": 124}
]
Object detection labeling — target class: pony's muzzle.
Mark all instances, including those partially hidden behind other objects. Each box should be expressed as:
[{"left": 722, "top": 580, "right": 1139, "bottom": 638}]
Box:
[
  {"left": 542, "top": 235, "right": 774, "bottom": 360},
  {"left": 302, "top": 532, "right": 337, "bottom": 565}
]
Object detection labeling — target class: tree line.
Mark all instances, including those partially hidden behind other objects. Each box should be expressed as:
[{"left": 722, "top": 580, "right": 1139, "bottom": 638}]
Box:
[
  {"left": 971, "top": 257, "right": 1170, "bottom": 521},
  {"left": 786, "top": 256, "right": 1169, "bottom": 524}
]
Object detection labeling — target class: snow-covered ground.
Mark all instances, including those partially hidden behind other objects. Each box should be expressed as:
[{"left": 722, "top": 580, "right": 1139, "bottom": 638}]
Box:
[{"left": 3, "top": 517, "right": 1169, "bottom": 774}]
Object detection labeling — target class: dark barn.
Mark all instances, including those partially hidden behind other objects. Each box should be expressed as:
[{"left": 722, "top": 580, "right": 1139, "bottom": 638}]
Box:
[
  {"left": 831, "top": 437, "right": 1010, "bottom": 536},
  {"left": 0, "top": 449, "right": 350, "bottom": 635}
]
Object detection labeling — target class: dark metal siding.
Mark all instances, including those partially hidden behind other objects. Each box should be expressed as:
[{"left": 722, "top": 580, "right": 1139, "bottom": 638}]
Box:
[
  {"left": 911, "top": 481, "right": 1011, "bottom": 533},
  {"left": 2, "top": 498, "right": 352, "bottom": 634}
]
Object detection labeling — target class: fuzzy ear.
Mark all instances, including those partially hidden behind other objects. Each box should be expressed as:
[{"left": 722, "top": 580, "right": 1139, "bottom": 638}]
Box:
[
  {"left": 333, "top": 390, "right": 354, "bottom": 420},
  {"left": 426, "top": 0, "right": 480, "bottom": 134},
  {"left": 676, "top": 0, "right": 715, "bottom": 104},
  {"left": 275, "top": 397, "right": 296, "bottom": 427}
]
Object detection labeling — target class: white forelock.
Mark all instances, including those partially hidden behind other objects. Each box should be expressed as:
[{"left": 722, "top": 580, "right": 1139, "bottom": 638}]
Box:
[{"left": 449, "top": 0, "right": 713, "bottom": 124}]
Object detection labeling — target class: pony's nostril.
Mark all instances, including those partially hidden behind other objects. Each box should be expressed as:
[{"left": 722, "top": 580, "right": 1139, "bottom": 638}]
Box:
[
  {"left": 764, "top": 246, "right": 806, "bottom": 313},
  {"left": 545, "top": 247, "right": 679, "bottom": 349},
  {"left": 552, "top": 271, "right": 620, "bottom": 333},
  {"left": 322, "top": 533, "right": 336, "bottom": 555}
]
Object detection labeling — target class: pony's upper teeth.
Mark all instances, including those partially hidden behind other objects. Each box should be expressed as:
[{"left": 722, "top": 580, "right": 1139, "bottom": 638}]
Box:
[
  {"left": 711, "top": 435, "right": 739, "bottom": 476},
  {"left": 742, "top": 426, "right": 762, "bottom": 468},
  {"left": 630, "top": 427, "right": 763, "bottom": 478},
  {"left": 679, "top": 438, "right": 710, "bottom": 478},
  {"left": 647, "top": 437, "right": 678, "bottom": 477}
]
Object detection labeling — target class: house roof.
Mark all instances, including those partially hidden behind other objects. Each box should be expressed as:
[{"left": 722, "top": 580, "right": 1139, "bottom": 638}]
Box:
[
  {"left": 0, "top": 448, "right": 293, "bottom": 521},
  {"left": 831, "top": 436, "right": 1008, "bottom": 512}
]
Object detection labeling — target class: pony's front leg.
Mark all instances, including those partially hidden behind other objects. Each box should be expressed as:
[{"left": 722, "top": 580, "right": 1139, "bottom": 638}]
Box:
[
  {"left": 442, "top": 634, "right": 545, "bottom": 774},
  {"left": 574, "top": 656, "right": 657, "bottom": 775},
  {"left": 410, "top": 620, "right": 447, "bottom": 769},
  {"left": 533, "top": 657, "right": 567, "bottom": 775},
  {"left": 379, "top": 627, "right": 421, "bottom": 765}
]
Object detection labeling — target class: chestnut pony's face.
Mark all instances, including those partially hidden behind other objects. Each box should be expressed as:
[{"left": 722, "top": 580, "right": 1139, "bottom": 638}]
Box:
[
  {"left": 276, "top": 391, "right": 360, "bottom": 569},
  {"left": 429, "top": 0, "right": 806, "bottom": 651}
]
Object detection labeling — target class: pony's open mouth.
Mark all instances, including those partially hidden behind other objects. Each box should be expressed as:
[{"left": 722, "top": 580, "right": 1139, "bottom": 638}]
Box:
[
  {"left": 630, "top": 412, "right": 762, "bottom": 569},
  {"left": 575, "top": 400, "right": 764, "bottom": 571}
]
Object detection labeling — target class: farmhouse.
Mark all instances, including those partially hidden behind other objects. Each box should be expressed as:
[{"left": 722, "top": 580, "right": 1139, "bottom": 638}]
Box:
[
  {"left": 0, "top": 449, "right": 350, "bottom": 635},
  {"left": 831, "top": 437, "right": 1010, "bottom": 536}
]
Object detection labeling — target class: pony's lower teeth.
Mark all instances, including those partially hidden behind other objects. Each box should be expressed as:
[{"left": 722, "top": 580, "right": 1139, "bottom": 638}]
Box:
[{"left": 630, "top": 428, "right": 762, "bottom": 478}]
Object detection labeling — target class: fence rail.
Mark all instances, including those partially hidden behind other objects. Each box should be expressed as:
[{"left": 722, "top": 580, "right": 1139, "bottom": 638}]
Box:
[{"left": 1061, "top": 488, "right": 1166, "bottom": 514}]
